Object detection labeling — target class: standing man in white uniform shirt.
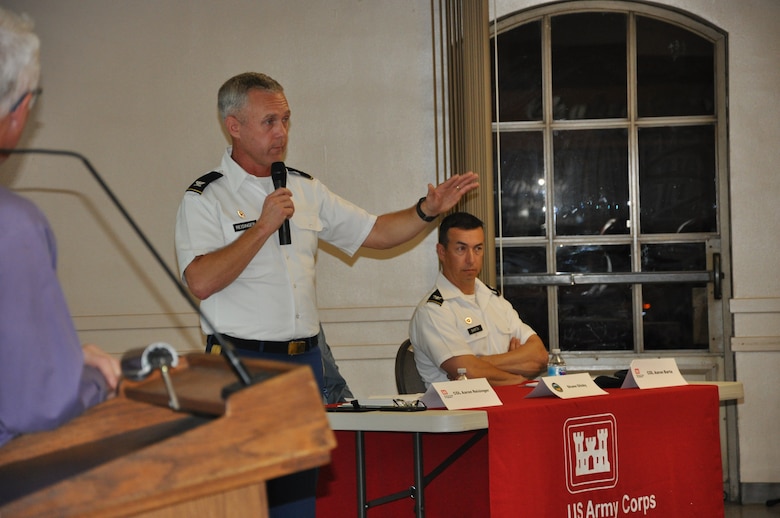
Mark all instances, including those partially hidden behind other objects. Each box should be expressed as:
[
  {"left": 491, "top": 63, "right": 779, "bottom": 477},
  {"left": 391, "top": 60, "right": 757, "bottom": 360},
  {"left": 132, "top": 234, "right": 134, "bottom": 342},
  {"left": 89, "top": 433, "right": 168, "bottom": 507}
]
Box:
[
  {"left": 174, "top": 72, "right": 477, "bottom": 518},
  {"left": 409, "top": 212, "right": 548, "bottom": 387}
]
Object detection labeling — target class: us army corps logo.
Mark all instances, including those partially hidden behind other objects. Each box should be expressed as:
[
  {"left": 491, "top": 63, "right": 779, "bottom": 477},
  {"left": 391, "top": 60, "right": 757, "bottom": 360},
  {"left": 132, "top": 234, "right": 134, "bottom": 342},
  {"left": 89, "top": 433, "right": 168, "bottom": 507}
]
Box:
[{"left": 564, "top": 413, "right": 618, "bottom": 493}]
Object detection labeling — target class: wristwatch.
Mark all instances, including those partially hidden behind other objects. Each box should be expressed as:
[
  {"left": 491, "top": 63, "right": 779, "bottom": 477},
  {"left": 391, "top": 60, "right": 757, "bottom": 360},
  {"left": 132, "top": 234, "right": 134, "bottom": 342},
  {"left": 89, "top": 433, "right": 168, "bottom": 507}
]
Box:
[{"left": 416, "top": 197, "right": 436, "bottom": 222}]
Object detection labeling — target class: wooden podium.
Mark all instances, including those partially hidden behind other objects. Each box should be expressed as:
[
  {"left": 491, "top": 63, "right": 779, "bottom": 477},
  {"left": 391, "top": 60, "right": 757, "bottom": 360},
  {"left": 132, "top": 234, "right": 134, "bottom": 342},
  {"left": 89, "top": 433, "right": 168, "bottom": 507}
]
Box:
[{"left": 0, "top": 353, "right": 335, "bottom": 517}]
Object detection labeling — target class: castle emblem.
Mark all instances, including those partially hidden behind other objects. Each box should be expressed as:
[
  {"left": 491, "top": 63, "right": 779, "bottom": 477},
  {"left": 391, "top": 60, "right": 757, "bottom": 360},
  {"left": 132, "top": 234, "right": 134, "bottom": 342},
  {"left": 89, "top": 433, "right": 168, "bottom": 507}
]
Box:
[{"left": 564, "top": 414, "right": 619, "bottom": 493}]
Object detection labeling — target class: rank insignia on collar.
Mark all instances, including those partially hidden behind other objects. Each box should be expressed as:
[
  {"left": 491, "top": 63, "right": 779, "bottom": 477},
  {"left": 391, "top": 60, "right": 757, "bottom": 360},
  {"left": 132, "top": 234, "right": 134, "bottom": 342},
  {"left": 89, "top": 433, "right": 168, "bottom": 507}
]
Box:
[
  {"left": 427, "top": 290, "right": 444, "bottom": 306},
  {"left": 186, "top": 171, "right": 223, "bottom": 194}
]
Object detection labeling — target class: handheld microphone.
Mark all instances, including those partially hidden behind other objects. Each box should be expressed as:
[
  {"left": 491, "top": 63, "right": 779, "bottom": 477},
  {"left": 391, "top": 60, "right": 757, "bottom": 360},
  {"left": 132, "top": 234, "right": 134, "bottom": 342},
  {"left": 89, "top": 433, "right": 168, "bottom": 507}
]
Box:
[
  {"left": 1, "top": 148, "right": 254, "bottom": 387},
  {"left": 270, "top": 161, "right": 291, "bottom": 245}
]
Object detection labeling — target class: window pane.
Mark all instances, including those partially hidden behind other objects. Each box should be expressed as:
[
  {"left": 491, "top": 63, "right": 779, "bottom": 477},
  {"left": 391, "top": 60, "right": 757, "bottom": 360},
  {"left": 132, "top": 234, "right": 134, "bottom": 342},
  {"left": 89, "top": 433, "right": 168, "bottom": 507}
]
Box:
[
  {"left": 643, "top": 284, "right": 709, "bottom": 349},
  {"left": 641, "top": 243, "right": 706, "bottom": 271},
  {"left": 505, "top": 286, "right": 549, "bottom": 348},
  {"left": 639, "top": 125, "right": 717, "bottom": 233},
  {"left": 641, "top": 244, "right": 709, "bottom": 350},
  {"left": 637, "top": 16, "right": 715, "bottom": 117},
  {"left": 551, "top": 13, "right": 627, "bottom": 120},
  {"left": 499, "top": 246, "right": 547, "bottom": 275},
  {"left": 557, "top": 245, "right": 632, "bottom": 273},
  {"left": 492, "top": 20, "right": 542, "bottom": 121},
  {"left": 557, "top": 245, "right": 633, "bottom": 351},
  {"left": 499, "top": 247, "right": 549, "bottom": 348},
  {"left": 559, "top": 285, "right": 633, "bottom": 351},
  {"left": 554, "top": 129, "right": 629, "bottom": 236},
  {"left": 495, "top": 131, "right": 546, "bottom": 237}
]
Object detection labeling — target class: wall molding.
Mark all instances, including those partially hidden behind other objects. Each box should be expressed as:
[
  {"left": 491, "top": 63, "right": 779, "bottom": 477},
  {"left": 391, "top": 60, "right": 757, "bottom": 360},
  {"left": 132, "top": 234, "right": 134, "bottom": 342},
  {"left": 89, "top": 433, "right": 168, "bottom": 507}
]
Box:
[
  {"left": 320, "top": 306, "right": 416, "bottom": 359},
  {"left": 730, "top": 297, "right": 780, "bottom": 313},
  {"left": 319, "top": 306, "right": 415, "bottom": 324},
  {"left": 71, "top": 307, "right": 417, "bottom": 354},
  {"left": 72, "top": 313, "right": 199, "bottom": 331},
  {"left": 731, "top": 336, "right": 780, "bottom": 352},
  {"left": 729, "top": 297, "right": 780, "bottom": 352}
]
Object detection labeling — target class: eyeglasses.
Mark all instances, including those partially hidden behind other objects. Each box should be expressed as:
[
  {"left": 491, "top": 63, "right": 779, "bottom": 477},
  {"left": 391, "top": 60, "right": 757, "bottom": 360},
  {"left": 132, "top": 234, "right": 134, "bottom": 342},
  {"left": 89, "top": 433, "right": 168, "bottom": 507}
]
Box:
[
  {"left": 10, "top": 87, "right": 42, "bottom": 113},
  {"left": 393, "top": 398, "right": 427, "bottom": 409}
]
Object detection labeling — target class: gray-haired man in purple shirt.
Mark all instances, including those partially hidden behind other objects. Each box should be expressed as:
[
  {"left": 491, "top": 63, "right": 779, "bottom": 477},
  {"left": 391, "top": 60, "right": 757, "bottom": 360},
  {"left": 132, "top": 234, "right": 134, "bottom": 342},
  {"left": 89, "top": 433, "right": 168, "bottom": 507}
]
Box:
[{"left": 0, "top": 6, "right": 120, "bottom": 447}]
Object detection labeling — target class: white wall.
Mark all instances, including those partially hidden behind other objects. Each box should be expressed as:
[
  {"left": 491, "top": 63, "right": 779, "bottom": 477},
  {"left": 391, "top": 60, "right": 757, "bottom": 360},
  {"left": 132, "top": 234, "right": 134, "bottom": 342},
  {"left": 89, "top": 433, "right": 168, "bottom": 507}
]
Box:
[
  {"left": 3, "top": 0, "right": 779, "bottom": 493},
  {"left": 2, "top": 0, "right": 442, "bottom": 398},
  {"left": 721, "top": 0, "right": 780, "bottom": 488}
]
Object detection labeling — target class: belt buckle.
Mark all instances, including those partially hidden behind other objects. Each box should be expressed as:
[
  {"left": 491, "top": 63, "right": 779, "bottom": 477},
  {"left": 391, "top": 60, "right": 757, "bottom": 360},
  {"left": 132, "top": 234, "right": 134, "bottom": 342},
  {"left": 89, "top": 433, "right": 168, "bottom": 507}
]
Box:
[{"left": 288, "top": 340, "right": 306, "bottom": 355}]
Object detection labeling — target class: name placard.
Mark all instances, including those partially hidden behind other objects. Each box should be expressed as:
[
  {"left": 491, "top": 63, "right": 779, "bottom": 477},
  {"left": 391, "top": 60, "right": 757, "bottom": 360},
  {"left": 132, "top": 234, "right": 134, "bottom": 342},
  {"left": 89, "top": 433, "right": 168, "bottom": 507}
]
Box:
[
  {"left": 421, "top": 378, "right": 503, "bottom": 410},
  {"left": 525, "top": 372, "right": 608, "bottom": 399},
  {"left": 621, "top": 358, "right": 687, "bottom": 389}
]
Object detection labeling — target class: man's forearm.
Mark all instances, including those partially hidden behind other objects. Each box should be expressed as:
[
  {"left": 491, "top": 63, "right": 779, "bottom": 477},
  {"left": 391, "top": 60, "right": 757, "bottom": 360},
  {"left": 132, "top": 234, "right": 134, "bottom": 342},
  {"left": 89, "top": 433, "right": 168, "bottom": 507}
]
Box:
[
  {"left": 184, "top": 219, "right": 276, "bottom": 299},
  {"left": 442, "top": 355, "right": 531, "bottom": 386},
  {"left": 361, "top": 172, "right": 480, "bottom": 250},
  {"left": 481, "top": 335, "right": 548, "bottom": 378},
  {"left": 362, "top": 206, "right": 430, "bottom": 250}
]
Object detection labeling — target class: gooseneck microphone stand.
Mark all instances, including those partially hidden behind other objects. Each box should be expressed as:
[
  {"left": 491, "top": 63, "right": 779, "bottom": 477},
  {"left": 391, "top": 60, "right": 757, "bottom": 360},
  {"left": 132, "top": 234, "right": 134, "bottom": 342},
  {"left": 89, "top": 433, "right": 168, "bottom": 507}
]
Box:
[{"left": 2, "top": 148, "right": 253, "bottom": 387}]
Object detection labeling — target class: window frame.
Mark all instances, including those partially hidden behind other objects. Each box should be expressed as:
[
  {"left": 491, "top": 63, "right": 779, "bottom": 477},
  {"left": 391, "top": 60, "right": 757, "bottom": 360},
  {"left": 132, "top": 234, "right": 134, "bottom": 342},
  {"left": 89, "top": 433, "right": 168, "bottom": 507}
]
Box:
[{"left": 490, "top": 2, "right": 731, "bottom": 356}]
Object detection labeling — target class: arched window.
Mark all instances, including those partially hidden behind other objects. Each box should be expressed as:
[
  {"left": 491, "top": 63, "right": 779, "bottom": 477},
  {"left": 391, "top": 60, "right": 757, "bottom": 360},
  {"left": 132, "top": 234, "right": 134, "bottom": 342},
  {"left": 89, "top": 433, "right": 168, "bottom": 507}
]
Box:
[{"left": 490, "top": 3, "right": 730, "bottom": 357}]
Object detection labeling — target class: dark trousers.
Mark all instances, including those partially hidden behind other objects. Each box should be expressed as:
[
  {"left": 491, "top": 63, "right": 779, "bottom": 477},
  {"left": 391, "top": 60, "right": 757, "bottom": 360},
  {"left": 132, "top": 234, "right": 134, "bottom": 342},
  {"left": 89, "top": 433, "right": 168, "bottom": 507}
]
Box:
[{"left": 205, "top": 336, "right": 322, "bottom": 518}]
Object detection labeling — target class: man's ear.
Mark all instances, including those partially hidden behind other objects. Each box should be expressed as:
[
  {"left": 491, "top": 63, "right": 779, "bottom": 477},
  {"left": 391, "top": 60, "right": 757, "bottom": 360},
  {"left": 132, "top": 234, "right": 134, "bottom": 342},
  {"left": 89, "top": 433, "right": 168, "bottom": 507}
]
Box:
[
  {"left": 436, "top": 242, "right": 445, "bottom": 261},
  {"left": 0, "top": 95, "right": 31, "bottom": 150},
  {"left": 225, "top": 115, "right": 241, "bottom": 139}
]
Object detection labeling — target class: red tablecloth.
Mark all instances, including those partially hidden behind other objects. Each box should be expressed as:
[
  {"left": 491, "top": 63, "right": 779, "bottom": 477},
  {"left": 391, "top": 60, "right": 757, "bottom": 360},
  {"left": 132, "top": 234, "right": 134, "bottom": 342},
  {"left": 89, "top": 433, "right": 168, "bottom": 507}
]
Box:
[{"left": 317, "top": 384, "right": 723, "bottom": 518}]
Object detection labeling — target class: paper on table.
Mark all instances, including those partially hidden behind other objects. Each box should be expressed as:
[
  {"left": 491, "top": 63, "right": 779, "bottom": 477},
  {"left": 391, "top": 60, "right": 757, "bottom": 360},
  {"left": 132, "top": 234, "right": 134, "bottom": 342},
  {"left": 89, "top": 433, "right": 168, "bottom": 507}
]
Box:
[
  {"left": 525, "top": 372, "right": 608, "bottom": 399},
  {"left": 621, "top": 358, "right": 687, "bottom": 389},
  {"left": 420, "top": 378, "right": 502, "bottom": 410}
]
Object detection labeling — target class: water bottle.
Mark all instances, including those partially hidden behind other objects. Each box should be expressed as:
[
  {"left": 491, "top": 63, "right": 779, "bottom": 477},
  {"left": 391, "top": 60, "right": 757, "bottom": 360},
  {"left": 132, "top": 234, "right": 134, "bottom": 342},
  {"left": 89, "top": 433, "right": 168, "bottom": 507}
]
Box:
[
  {"left": 456, "top": 367, "right": 468, "bottom": 381},
  {"left": 547, "top": 348, "right": 567, "bottom": 376}
]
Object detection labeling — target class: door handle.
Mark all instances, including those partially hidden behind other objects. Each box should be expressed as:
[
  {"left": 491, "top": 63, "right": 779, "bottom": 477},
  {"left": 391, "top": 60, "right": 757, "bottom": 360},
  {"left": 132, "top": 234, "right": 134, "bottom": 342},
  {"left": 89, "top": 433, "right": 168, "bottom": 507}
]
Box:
[{"left": 713, "top": 253, "right": 723, "bottom": 300}]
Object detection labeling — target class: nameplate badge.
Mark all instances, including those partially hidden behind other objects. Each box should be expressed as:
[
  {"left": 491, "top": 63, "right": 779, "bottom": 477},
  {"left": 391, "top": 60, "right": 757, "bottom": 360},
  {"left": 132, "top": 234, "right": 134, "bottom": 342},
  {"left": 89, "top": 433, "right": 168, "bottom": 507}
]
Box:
[
  {"left": 526, "top": 372, "right": 608, "bottom": 399},
  {"left": 421, "top": 378, "right": 502, "bottom": 410},
  {"left": 233, "top": 220, "right": 256, "bottom": 232},
  {"left": 620, "top": 358, "right": 687, "bottom": 389}
]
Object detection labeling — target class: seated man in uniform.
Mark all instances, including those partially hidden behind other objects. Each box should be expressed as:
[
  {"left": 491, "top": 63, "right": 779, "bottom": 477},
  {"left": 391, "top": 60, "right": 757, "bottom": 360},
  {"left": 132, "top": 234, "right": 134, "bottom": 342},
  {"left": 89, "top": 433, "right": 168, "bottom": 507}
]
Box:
[{"left": 409, "top": 212, "right": 548, "bottom": 387}]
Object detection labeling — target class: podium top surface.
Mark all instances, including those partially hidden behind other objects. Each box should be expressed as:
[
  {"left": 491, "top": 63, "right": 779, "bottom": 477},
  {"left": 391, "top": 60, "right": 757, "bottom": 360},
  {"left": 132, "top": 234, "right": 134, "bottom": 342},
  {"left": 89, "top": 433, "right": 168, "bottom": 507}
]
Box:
[{"left": 0, "top": 354, "right": 335, "bottom": 517}]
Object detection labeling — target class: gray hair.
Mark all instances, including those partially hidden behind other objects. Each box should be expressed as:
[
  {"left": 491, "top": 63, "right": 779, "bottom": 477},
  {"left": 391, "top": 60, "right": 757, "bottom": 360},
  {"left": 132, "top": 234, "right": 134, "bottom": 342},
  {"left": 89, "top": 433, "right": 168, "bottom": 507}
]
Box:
[
  {"left": 217, "top": 72, "right": 284, "bottom": 121},
  {"left": 0, "top": 7, "right": 40, "bottom": 118}
]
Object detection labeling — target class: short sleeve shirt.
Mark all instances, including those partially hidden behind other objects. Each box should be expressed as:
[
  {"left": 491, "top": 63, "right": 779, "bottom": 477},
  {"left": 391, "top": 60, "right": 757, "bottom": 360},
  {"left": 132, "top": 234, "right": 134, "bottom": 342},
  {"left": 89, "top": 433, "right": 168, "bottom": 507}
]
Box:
[
  {"left": 409, "top": 272, "right": 536, "bottom": 386},
  {"left": 174, "top": 148, "right": 376, "bottom": 341}
]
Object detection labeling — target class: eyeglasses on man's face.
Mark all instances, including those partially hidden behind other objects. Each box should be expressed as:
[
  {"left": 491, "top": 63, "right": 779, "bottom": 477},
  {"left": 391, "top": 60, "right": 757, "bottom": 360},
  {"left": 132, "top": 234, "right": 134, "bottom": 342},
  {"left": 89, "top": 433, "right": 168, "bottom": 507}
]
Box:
[{"left": 10, "top": 88, "right": 42, "bottom": 113}]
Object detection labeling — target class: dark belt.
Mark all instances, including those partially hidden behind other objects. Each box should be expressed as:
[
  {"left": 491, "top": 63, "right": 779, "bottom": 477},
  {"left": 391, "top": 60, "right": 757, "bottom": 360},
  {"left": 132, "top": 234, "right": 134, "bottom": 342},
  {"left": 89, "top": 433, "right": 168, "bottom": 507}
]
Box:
[{"left": 210, "top": 334, "right": 318, "bottom": 356}]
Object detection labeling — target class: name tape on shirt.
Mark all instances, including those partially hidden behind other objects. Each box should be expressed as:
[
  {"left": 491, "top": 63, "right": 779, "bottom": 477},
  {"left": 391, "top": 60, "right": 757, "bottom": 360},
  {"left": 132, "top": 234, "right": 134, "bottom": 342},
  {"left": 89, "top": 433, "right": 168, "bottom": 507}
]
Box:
[{"left": 233, "top": 220, "right": 256, "bottom": 232}]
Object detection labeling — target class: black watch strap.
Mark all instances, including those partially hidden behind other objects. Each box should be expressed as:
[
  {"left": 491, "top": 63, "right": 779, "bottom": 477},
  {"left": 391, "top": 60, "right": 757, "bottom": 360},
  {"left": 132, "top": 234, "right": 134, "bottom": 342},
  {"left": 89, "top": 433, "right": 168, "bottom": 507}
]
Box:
[{"left": 415, "top": 197, "right": 436, "bottom": 222}]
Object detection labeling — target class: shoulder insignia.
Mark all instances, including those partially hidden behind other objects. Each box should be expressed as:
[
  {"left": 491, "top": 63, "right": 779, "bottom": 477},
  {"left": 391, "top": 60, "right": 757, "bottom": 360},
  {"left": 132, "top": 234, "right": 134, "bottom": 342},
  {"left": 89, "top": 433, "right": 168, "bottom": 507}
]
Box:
[
  {"left": 186, "top": 171, "right": 223, "bottom": 194},
  {"left": 287, "top": 166, "right": 313, "bottom": 180},
  {"left": 426, "top": 289, "right": 444, "bottom": 306},
  {"left": 486, "top": 284, "right": 501, "bottom": 296}
]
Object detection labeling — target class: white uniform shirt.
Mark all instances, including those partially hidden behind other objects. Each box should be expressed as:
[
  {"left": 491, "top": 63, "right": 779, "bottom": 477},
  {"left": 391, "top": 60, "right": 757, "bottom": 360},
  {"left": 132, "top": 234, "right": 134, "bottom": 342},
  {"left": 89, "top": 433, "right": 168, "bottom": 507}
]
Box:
[
  {"left": 175, "top": 148, "right": 376, "bottom": 341},
  {"left": 409, "top": 272, "right": 537, "bottom": 386}
]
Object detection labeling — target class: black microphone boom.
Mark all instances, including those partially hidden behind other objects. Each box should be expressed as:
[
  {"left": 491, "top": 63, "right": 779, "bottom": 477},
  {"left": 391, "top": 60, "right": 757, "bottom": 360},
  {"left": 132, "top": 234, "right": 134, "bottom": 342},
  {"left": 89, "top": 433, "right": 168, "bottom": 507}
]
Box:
[
  {"left": 270, "top": 161, "right": 291, "bottom": 245},
  {"left": 1, "top": 148, "right": 253, "bottom": 387}
]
